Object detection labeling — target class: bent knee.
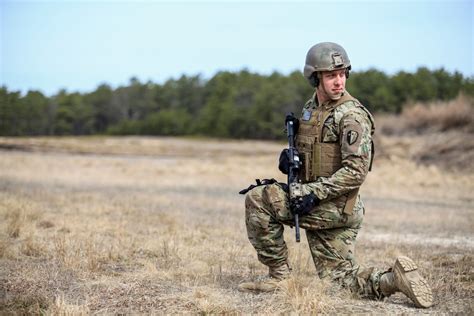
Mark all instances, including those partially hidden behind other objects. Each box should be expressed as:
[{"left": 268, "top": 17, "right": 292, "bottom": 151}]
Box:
[{"left": 245, "top": 186, "right": 265, "bottom": 210}]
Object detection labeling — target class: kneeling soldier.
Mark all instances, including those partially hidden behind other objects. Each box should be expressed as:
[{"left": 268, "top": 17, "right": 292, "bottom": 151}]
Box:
[{"left": 238, "top": 42, "right": 433, "bottom": 308}]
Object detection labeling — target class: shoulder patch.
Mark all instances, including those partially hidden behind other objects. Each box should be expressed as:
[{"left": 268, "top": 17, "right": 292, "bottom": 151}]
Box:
[{"left": 346, "top": 130, "right": 359, "bottom": 145}]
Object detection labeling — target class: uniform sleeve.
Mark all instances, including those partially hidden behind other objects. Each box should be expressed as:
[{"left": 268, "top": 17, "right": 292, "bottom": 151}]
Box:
[{"left": 302, "top": 109, "right": 373, "bottom": 200}]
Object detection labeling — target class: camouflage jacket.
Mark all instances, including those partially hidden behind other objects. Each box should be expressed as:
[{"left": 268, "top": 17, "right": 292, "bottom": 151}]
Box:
[{"left": 296, "top": 90, "right": 375, "bottom": 203}]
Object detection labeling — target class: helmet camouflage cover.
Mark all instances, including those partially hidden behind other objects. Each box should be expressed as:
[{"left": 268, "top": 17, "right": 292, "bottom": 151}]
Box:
[{"left": 304, "top": 42, "right": 351, "bottom": 79}]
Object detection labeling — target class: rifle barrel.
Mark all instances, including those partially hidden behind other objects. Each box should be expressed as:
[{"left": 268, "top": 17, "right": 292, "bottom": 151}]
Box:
[{"left": 294, "top": 213, "right": 300, "bottom": 242}]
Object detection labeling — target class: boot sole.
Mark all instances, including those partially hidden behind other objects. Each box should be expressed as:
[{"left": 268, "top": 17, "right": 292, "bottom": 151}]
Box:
[{"left": 395, "top": 256, "right": 433, "bottom": 308}]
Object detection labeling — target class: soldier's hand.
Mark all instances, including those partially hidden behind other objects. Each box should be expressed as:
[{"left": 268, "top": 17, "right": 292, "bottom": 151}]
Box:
[
  {"left": 285, "top": 113, "right": 299, "bottom": 134},
  {"left": 290, "top": 192, "right": 320, "bottom": 216},
  {"left": 278, "top": 182, "right": 289, "bottom": 193},
  {"left": 278, "top": 149, "right": 290, "bottom": 174}
]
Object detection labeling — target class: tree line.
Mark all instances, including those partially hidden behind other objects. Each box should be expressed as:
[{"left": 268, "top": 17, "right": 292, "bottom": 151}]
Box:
[{"left": 1, "top": 67, "right": 472, "bottom": 139}]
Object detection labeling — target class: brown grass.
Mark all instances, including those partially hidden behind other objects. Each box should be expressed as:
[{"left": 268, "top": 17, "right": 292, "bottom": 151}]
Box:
[
  {"left": 379, "top": 93, "right": 474, "bottom": 135},
  {"left": 273, "top": 276, "right": 343, "bottom": 313},
  {"left": 48, "top": 295, "right": 90, "bottom": 315},
  {"left": 376, "top": 94, "right": 474, "bottom": 172},
  {"left": 0, "top": 135, "right": 473, "bottom": 314}
]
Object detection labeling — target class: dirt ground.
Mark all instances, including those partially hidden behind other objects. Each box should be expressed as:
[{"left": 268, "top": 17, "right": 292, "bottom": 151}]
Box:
[{"left": 0, "top": 136, "right": 473, "bottom": 314}]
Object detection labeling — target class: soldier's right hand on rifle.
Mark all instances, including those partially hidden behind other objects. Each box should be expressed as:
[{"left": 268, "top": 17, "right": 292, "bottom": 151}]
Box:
[
  {"left": 290, "top": 192, "right": 320, "bottom": 216},
  {"left": 285, "top": 113, "right": 299, "bottom": 132},
  {"left": 278, "top": 149, "right": 291, "bottom": 174}
]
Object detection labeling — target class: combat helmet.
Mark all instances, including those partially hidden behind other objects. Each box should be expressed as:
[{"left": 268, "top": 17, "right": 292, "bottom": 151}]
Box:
[{"left": 304, "top": 42, "right": 351, "bottom": 87}]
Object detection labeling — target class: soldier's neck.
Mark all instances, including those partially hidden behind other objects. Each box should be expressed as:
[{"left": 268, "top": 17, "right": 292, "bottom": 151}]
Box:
[
  {"left": 316, "top": 88, "right": 346, "bottom": 107},
  {"left": 316, "top": 88, "right": 330, "bottom": 106}
]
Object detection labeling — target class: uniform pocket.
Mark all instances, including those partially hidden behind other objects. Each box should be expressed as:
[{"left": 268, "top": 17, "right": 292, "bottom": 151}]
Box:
[
  {"left": 296, "top": 135, "right": 314, "bottom": 182},
  {"left": 263, "top": 183, "right": 286, "bottom": 204},
  {"left": 262, "top": 184, "right": 292, "bottom": 221}
]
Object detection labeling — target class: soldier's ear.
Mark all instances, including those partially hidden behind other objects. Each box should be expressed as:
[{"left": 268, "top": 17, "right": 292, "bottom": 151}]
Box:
[{"left": 309, "top": 73, "right": 319, "bottom": 87}]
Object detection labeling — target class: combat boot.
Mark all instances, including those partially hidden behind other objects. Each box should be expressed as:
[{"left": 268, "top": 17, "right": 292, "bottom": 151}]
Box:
[
  {"left": 380, "top": 256, "right": 433, "bottom": 308},
  {"left": 238, "top": 263, "right": 290, "bottom": 293}
]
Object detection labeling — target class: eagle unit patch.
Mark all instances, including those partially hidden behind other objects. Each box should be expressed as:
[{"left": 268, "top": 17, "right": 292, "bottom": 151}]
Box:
[{"left": 346, "top": 130, "right": 359, "bottom": 145}]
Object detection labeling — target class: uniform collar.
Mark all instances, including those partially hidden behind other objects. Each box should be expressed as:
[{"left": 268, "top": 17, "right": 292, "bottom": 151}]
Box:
[{"left": 316, "top": 90, "right": 352, "bottom": 110}]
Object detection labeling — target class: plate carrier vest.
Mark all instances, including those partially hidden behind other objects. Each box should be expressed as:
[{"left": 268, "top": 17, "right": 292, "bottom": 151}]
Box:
[{"left": 295, "top": 92, "right": 375, "bottom": 215}]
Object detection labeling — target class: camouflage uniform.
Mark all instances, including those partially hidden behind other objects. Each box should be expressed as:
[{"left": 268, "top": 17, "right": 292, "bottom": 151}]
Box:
[
  {"left": 244, "top": 90, "right": 386, "bottom": 299},
  {"left": 242, "top": 42, "right": 432, "bottom": 308}
]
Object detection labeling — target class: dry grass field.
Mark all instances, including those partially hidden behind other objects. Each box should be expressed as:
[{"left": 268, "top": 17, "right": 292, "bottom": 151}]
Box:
[{"left": 0, "top": 128, "right": 473, "bottom": 313}]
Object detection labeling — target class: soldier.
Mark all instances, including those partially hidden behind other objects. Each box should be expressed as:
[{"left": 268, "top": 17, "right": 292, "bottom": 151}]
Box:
[{"left": 238, "top": 42, "right": 433, "bottom": 308}]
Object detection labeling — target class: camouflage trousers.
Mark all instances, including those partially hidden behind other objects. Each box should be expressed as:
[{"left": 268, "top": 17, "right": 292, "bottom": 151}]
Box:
[{"left": 245, "top": 183, "right": 387, "bottom": 299}]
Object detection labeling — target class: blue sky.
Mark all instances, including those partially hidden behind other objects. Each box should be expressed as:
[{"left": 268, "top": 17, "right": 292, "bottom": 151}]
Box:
[{"left": 1, "top": 0, "right": 473, "bottom": 96}]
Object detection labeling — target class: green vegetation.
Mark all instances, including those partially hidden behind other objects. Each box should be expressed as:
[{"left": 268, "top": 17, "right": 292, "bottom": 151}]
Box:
[{"left": 1, "top": 68, "right": 472, "bottom": 139}]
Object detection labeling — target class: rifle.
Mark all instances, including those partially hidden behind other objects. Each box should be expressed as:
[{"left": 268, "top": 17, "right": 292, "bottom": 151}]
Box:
[{"left": 285, "top": 113, "right": 303, "bottom": 242}]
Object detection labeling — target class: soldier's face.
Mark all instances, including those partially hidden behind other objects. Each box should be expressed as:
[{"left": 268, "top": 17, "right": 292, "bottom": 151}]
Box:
[{"left": 319, "top": 69, "right": 346, "bottom": 101}]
